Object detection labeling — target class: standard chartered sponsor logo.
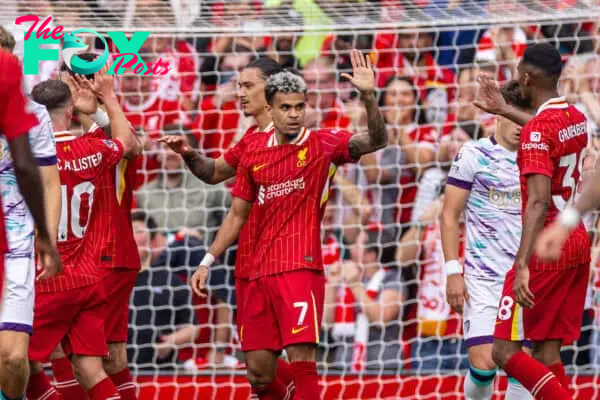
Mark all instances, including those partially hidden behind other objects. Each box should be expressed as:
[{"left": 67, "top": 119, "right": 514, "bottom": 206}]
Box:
[{"left": 260, "top": 177, "right": 306, "bottom": 203}]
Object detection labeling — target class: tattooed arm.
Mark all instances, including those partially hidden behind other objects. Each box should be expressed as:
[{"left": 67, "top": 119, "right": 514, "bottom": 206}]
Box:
[{"left": 342, "top": 50, "right": 387, "bottom": 159}]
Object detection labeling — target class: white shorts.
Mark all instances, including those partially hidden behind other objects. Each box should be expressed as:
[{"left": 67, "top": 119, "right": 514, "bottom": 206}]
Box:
[
  {"left": 463, "top": 276, "right": 503, "bottom": 348},
  {"left": 0, "top": 256, "right": 35, "bottom": 333}
]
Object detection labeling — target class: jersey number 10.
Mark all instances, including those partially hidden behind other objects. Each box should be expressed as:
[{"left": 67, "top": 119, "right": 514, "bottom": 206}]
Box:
[{"left": 58, "top": 182, "right": 95, "bottom": 242}]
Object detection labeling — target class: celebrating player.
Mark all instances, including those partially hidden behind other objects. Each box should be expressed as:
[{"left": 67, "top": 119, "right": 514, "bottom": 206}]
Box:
[
  {"left": 160, "top": 57, "right": 288, "bottom": 371},
  {"left": 535, "top": 164, "right": 600, "bottom": 260},
  {"left": 159, "top": 56, "right": 283, "bottom": 182},
  {"left": 483, "top": 43, "right": 590, "bottom": 399},
  {"left": 441, "top": 80, "right": 532, "bottom": 400},
  {"left": 0, "top": 49, "right": 62, "bottom": 400},
  {"left": 64, "top": 65, "right": 143, "bottom": 400},
  {"left": 189, "top": 50, "right": 386, "bottom": 400},
  {"left": 27, "top": 77, "right": 139, "bottom": 400}
]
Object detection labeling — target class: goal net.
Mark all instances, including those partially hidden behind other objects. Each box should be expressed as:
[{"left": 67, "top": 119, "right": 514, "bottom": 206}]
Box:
[{"left": 3, "top": 0, "right": 600, "bottom": 399}]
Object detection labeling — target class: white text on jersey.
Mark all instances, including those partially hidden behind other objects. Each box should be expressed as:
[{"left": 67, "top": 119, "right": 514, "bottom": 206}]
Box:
[{"left": 57, "top": 152, "right": 103, "bottom": 172}]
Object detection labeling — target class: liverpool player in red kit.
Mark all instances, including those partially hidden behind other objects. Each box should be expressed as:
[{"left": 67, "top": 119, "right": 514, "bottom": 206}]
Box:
[
  {"left": 486, "top": 43, "right": 590, "bottom": 399},
  {"left": 0, "top": 50, "right": 63, "bottom": 400},
  {"left": 190, "top": 50, "right": 386, "bottom": 400},
  {"left": 28, "top": 77, "right": 139, "bottom": 400},
  {"left": 70, "top": 67, "right": 143, "bottom": 400}
]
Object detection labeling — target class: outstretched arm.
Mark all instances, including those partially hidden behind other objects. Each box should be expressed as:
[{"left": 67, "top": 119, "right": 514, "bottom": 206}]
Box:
[
  {"left": 159, "top": 135, "right": 237, "bottom": 184},
  {"left": 473, "top": 74, "right": 533, "bottom": 127},
  {"left": 341, "top": 50, "right": 387, "bottom": 159},
  {"left": 189, "top": 196, "right": 252, "bottom": 297}
]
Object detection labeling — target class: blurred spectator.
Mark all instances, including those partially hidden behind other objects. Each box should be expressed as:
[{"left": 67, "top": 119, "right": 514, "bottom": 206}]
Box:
[
  {"left": 128, "top": 212, "right": 198, "bottom": 371},
  {"left": 135, "top": 140, "right": 227, "bottom": 234},
  {"left": 119, "top": 64, "right": 186, "bottom": 141},
  {"left": 379, "top": 76, "right": 437, "bottom": 227},
  {"left": 324, "top": 229, "right": 404, "bottom": 371},
  {"left": 373, "top": 27, "right": 455, "bottom": 117},
  {"left": 475, "top": 26, "right": 527, "bottom": 81},
  {"left": 192, "top": 47, "right": 254, "bottom": 158},
  {"left": 266, "top": 33, "right": 301, "bottom": 69},
  {"left": 561, "top": 55, "right": 600, "bottom": 150},
  {"left": 210, "top": 0, "right": 269, "bottom": 53},
  {"left": 140, "top": 36, "right": 200, "bottom": 111},
  {"left": 396, "top": 198, "right": 467, "bottom": 371},
  {"left": 303, "top": 57, "right": 350, "bottom": 129}
]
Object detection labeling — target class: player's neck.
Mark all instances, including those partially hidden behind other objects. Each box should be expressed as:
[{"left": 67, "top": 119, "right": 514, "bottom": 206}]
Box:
[
  {"left": 255, "top": 112, "right": 271, "bottom": 131},
  {"left": 51, "top": 118, "right": 70, "bottom": 133},
  {"left": 495, "top": 134, "right": 517, "bottom": 152},
  {"left": 531, "top": 89, "right": 560, "bottom": 111},
  {"left": 275, "top": 130, "right": 295, "bottom": 145}
]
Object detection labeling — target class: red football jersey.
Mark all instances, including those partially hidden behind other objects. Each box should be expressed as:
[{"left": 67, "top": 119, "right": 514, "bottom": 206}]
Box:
[
  {"left": 37, "top": 131, "right": 124, "bottom": 293},
  {"left": 518, "top": 97, "right": 591, "bottom": 271},
  {"left": 0, "top": 51, "right": 39, "bottom": 254},
  {"left": 232, "top": 128, "right": 358, "bottom": 279},
  {"left": 223, "top": 123, "right": 274, "bottom": 279},
  {"left": 87, "top": 127, "right": 141, "bottom": 270},
  {"left": 152, "top": 40, "right": 200, "bottom": 103}
]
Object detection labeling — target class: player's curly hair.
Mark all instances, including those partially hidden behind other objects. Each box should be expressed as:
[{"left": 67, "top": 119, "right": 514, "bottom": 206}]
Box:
[
  {"left": 31, "top": 79, "right": 72, "bottom": 113},
  {"left": 265, "top": 71, "right": 307, "bottom": 105}
]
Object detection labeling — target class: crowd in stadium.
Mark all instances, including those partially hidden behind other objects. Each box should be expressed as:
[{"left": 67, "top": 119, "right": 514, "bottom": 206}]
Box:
[{"left": 3, "top": 0, "right": 600, "bottom": 383}]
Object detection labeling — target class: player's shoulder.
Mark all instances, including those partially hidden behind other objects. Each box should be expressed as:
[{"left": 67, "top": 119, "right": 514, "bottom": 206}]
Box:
[
  {"left": 310, "top": 128, "right": 353, "bottom": 145},
  {"left": 0, "top": 50, "right": 20, "bottom": 70}
]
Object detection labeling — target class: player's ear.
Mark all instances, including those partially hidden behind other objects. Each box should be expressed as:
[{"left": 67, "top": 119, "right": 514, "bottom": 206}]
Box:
[{"left": 265, "top": 103, "right": 272, "bottom": 114}]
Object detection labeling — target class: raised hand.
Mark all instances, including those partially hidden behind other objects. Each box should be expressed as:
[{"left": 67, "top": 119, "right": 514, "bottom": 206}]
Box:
[
  {"left": 65, "top": 75, "right": 98, "bottom": 114},
  {"left": 158, "top": 135, "right": 193, "bottom": 155},
  {"left": 341, "top": 50, "right": 375, "bottom": 95},
  {"left": 473, "top": 73, "right": 507, "bottom": 115}
]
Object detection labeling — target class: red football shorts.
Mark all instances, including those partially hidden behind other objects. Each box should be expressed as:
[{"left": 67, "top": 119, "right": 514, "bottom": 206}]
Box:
[
  {"left": 29, "top": 283, "right": 108, "bottom": 361},
  {"left": 494, "top": 263, "right": 589, "bottom": 343},
  {"left": 237, "top": 269, "right": 325, "bottom": 352},
  {"left": 102, "top": 268, "right": 138, "bottom": 343}
]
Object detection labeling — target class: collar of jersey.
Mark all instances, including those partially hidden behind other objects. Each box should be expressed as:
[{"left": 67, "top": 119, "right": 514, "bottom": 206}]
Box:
[
  {"left": 536, "top": 96, "right": 568, "bottom": 115},
  {"left": 54, "top": 130, "right": 77, "bottom": 142},
  {"left": 267, "top": 127, "right": 311, "bottom": 147}
]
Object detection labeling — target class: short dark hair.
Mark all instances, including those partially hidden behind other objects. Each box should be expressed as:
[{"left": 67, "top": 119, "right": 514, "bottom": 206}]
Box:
[
  {"left": 131, "top": 210, "right": 159, "bottom": 240},
  {"left": 521, "top": 43, "right": 563, "bottom": 78},
  {"left": 31, "top": 80, "right": 72, "bottom": 113},
  {"left": 60, "top": 52, "right": 98, "bottom": 80},
  {"left": 500, "top": 80, "right": 531, "bottom": 109},
  {"left": 0, "top": 26, "right": 16, "bottom": 52},
  {"left": 245, "top": 57, "right": 284, "bottom": 80},
  {"left": 265, "top": 71, "right": 307, "bottom": 105}
]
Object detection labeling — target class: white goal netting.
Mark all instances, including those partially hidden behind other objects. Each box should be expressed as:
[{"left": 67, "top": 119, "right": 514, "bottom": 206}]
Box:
[{"left": 3, "top": 0, "right": 600, "bottom": 399}]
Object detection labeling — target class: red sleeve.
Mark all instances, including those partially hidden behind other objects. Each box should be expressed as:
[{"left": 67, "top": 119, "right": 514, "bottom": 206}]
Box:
[
  {"left": 231, "top": 161, "right": 256, "bottom": 203},
  {"left": 223, "top": 138, "right": 246, "bottom": 169},
  {"left": 0, "top": 53, "right": 38, "bottom": 140},
  {"left": 519, "top": 119, "right": 554, "bottom": 178},
  {"left": 328, "top": 129, "right": 359, "bottom": 165},
  {"left": 97, "top": 139, "right": 125, "bottom": 170}
]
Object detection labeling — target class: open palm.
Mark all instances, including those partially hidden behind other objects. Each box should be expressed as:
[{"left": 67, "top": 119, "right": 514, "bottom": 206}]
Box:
[{"left": 342, "top": 50, "right": 375, "bottom": 94}]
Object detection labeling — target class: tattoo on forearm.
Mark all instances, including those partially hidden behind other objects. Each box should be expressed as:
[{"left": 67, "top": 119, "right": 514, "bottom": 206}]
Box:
[
  {"left": 183, "top": 151, "right": 215, "bottom": 183},
  {"left": 349, "top": 93, "right": 387, "bottom": 159}
]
